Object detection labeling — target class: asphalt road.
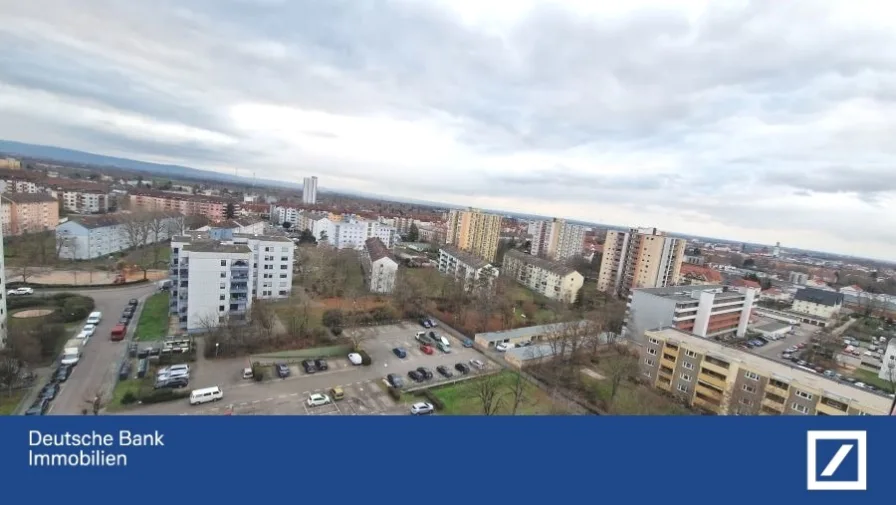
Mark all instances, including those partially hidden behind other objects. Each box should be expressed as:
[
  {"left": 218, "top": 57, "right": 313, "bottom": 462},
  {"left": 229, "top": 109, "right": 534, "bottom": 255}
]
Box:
[{"left": 47, "top": 283, "right": 160, "bottom": 415}]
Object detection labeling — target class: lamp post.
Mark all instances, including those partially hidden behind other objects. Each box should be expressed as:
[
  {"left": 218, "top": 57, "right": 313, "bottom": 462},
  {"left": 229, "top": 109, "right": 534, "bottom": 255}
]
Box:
[{"left": 215, "top": 342, "right": 220, "bottom": 358}]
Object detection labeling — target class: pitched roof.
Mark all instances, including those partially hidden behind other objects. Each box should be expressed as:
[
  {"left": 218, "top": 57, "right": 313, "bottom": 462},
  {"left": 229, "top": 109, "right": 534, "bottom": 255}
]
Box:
[
  {"left": 731, "top": 278, "right": 761, "bottom": 289},
  {"left": 1, "top": 192, "right": 57, "bottom": 204},
  {"left": 365, "top": 237, "right": 395, "bottom": 263},
  {"left": 794, "top": 287, "right": 844, "bottom": 306},
  {"left": 504, "top": 249, "right": 578, "bottom": 276},
  {"left": 67, "top": 211, "right": 181, "bottom": 229},
  {"left": 44, "top": 177, "right": 111, "bottom": 193},
  {"left": 439, "top": 245, "right": 491, "bottom": 270},
  {"left": 680, "top": 263, "right": 723, "bottom": 283}
]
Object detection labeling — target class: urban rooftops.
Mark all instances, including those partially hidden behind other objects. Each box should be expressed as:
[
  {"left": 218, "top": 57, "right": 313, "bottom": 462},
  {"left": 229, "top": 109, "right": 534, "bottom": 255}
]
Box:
[
  {"left": 439, "top": 245, "right": 491, "bottom": 270},
  {"left": 504, "top": 249, "right": 577, "bottom": 276},
  {"left": 794, "top": 287, "right": 844, "bottom": 306}
]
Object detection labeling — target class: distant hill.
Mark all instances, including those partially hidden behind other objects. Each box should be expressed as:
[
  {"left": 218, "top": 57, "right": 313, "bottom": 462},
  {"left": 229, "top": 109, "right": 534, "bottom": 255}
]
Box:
[{"left": 0, "top": 140, "right": 301, "bottom": 189}]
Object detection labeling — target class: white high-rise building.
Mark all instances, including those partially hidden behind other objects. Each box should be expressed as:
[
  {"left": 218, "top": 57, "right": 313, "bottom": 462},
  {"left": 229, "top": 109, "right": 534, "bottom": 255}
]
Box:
[
  {"left": 529, "top": 218, "right": 586, "bottom": 262},
  {"left": 170, "top": 231, "right": 295, "bottom": 333},
  {"left": 0, "top": 226, "right": 7, "bottom": 349},
  {"left": 302, "top": 176, "right": 318, "bottom": 204}
]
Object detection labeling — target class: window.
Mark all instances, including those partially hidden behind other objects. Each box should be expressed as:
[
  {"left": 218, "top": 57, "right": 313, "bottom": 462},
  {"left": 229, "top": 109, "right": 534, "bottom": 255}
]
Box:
[
  {"left": 279, "top": 290, "right": 288, "bottom": 296},
  {"left": 677, "top": 384, "right": 689, "bottom": 393},
  {"left": 220, "top": 260, "right": 226, "bottom": 266},
  {"left": 281, "top": 247, "right": 289, "bottom": 252},
  {"left": 685, "top": 349, "right": 698, "bottom": 358},
  {"left": 644, "top": 358, "right": 654, "bottom": 366},
  {"left": 744, "top": 371, "right": 760, "bottom": 381},
  {"left": 648, "top": 338, "right": 660, "bottom": 345},
  {"left": 219, "top": 295, "right": 225, "bottom": 301},
  {"left": 220, "top": 272, "right": 226, "bottom": 278},
  {"left": 219, "top": 283, "right": 225, "bottom": 289},
  {"left": 791, "top": 403, "right": 809, "bottom": 414},
  {"left": 680, "top": 373, "right": 691, "bottom": 382},
  {"left": 279, "top": 274, "right": 287, "bottom": 279},
  {"left": 280, "top": 265, "right": 287, "bottom": 269},
  {"left": 742, "top": 384, "right": 756, "bottom": 394},
  {"left": 218, "top": 305, "right": 225, "bottom": 312},
  {"left": 682, "top": 361, "right": 694, "bottom": 370},
  {"left": 281, "top": 256, "right": 289, "bottom": 261},
  {"left": 739, "top": 398, "right": 753, "bottom": 406},
  {"left": 795, "top": 390, "right": 813, "bottom": 400},
  {"left": 647, "top": 348, "right": 658, "bottom": 356},
  {"left": 643, "top": 371, "right": 652, "bottom": 378}
]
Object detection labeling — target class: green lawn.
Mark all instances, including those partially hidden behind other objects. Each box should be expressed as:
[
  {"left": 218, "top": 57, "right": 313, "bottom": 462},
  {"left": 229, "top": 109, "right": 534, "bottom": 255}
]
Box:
[
  {"left": 134, "top": 293, "right": 170, "bottom": 341},
  {"left": 107, "top": 377, "right": 144, "bottom": 412},
  {"left": 854, "top": 369, "right": 895, "bottom": 392},
  {"left": 582, "top": 374, "right": 693, "bottom": 415},
  {"left": 430, "top": 371, "right": 561, "bottom": 415},
  {"left": 0, "top": 390, "right": 27, "bottom": 415}
]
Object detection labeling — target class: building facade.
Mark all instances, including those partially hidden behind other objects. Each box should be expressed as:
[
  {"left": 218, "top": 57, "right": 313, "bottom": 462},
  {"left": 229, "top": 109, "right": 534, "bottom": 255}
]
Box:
[
  {"left": 438, "top": 245, "right": 497, "bottom": 289},
  {"left": 502, "top": 249, "right": 584, "bottom": 304},
  {"left": 597, "top": 227, "right": 686, "bottom": 297},
  {"left": 641, "top": 328, "right": 892, "bottom": 415},
  {"left": 1, "top": 193, "right": 59, "bottom": 235},
  {"left": 418, "top": 225, "right": 447, "bottom": 244},
  {"left": 170, "top": 231, "right": 295, "bottom": 332},
  {"left": 446, "top": 208, "right": 502, "bottom": 262},
  {"left": 788, "top": 271, "right": 809, "bottom": 285},
  {"left": 625, "top": 285, "right": 757, "bottom": 342},
  {"left": 302, "top": 176, "right": 318, "bottom": 204},
  {"left": 130, "top": 190, "right": 238, "bottom": 220},
  {"left": 0, "top": 157, "right": 22, "bottom": 169},
  {"left": 362, "top": 237, "right": 398, "bottom": 294},
  {"left": 0, "top": 226, "right": 6, "bottom": 349},
  {"left": 791, "top": 287, "right": 843, "bottom": 324},
  {"left": 529, "top": 218, "right": 586, "bottom": 262},
  {"left": 55, "top": 212, "right": 183, "bottom": 260},
  {"left": 878, "top": 339, "right": 895, "bottom": 382}
]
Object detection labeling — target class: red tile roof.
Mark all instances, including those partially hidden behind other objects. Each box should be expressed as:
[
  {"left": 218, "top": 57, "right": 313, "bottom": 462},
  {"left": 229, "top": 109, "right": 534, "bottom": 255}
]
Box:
[
  {"left": 731, "top": 278, "right": 761, "bottom": 289},
  {"left": 679, "top": 263, "right": 722, "bottom": 283}
]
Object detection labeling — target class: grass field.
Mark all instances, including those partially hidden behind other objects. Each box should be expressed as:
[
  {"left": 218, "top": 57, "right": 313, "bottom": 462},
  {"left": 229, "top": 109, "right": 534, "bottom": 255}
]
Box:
[
  {"left": 582, "top": 370, "right": 693, "bottom": 415},
  {"left": 134, "top": 293, "right": 170, "bottom": 341},
  {"left": 107, "top": 378, "right": 144, "bottom": 412},
  {"left": 0, "top": 390, "right": 26, "bottom": 415},
  {"left": 430, "top": 371, "right": 561, "bottom": 415},
  {"left": 854, "top": 369, "right": 895, "bottom": 392}
]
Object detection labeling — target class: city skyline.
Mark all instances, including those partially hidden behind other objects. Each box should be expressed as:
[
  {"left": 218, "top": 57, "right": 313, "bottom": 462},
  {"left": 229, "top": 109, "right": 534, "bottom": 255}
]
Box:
[{"left": 1, "top": 1, "right": 895, "bottom": 259}]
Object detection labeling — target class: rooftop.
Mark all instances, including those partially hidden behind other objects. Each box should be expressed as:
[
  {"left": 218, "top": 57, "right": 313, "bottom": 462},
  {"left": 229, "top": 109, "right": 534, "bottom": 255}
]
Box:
[
  {"left": 131, "top": 188, "right": 237, "bottom": 203},
  {"left": 233, "top": 233, "right": 293, "bottom": 243},
  {"left": 504, "top": 249, "right": 579, "bottom": 276},
  {"left": 794, "top": 287, "right": 844, "bottom": 306},
  {"left": 365, "top": 237, "right": 395, "bottom": 263},
  {"left": 476, "top": 320, "right": 593, "bottom": 343},
  {"left": 753, "top": 320, "right": 791, "bottom": 333},
  {"left": 679, "top": 263, "right": 723, "bottom": 283},
  {"left": 635, "top": 285, "right": 746, "bottom": 303},
  {"left": 183, "top": 242, "right": 252, "bottom": 254},
  {"left": 439, "top": 245, "right": 491, "bottom": 270},
  {"left": 647, "top": 327, "right": 892, "bottom": 414},
  {"left": 505, "top": 343, "right": 559, "bottom": 361},
  {"left": 67, "top": 211, "right": 182, "bottom": 229},
  {"left": 1, "top": 192, "right": 57, "bottom": 204}
]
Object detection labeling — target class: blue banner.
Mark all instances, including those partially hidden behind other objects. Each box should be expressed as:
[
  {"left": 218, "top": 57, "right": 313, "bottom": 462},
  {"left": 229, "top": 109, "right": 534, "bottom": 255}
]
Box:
[{"left": 1, "top": 416, "right": 891, "bottom": 504}]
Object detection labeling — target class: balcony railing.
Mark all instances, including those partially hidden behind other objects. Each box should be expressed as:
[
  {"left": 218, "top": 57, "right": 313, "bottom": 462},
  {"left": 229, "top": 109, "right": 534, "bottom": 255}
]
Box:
[
  {"left": 230, "top": 283, "right": 249, "bottom": 293},
  {"left": 231, "top": 274, "right": 249, "bottom": 281}
]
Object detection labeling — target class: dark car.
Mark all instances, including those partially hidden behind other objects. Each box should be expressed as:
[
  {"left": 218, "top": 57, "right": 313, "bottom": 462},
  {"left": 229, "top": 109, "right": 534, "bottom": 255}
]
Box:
[
  {"left": 137, "top": 347, "right": 150, "bottom": 359},
  {"left": 128, "top": 298, "right": 139, "bottom": 307},
  {"left": 314, "top": 359, "right": 328, "bottom": 371},
  {"left": 154, "top": 376, "right": 189, "bottom": 390},
  {"left": 127, "top": 342, "right": 138, "bottom": 358},
  {"left": 119, "top": 317, "right": 131, "bottom": 326},
  {"left": 123, "top": 306, "right": 135, "bottom": 316},
  {"left": 436, "top": 365, "right": 453, "bottom": 378},
  {"left": 407, "top": 370, "right": 424, "bottom": 382},
  {"left": 420, "top": 318, "right": 432, "bottom": 328},
  {"left": 393, "top": 347, "right": 408, "bottom": 358},
  {"left": 54, "top": 365, "right": 72, "bottom": 383},
  {"left": 417, "top": 367, "right": 433, "bottom": 380},
  {"left": 387, "top": 373, "right": 404, "bottom": 388},
  {"left": 275, "top": 363, "right": 290, "bottom": 378},
  {"left": 25, "top": 398, "right": 50, "bottom": 416},
  {"left": 39, "top": 383, "right": 59, "bottom": 401},
  {"left": 118, "top": 361, "right": 132, "bottom": 381},
  {"left": 454, "top": 362, "right": 470, "bottom": 375},
  {"left": 302, "top": 360, "right": 317, "bottom": 374},
  {"left": 148, "top": 346, "right": 161, "bottom": 357}
]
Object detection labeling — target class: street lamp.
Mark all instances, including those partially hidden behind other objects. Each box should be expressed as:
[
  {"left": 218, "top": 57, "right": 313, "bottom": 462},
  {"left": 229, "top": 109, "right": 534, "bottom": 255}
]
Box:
[{"left": 215, "top": 342, "right": 220, "bottom": 358}]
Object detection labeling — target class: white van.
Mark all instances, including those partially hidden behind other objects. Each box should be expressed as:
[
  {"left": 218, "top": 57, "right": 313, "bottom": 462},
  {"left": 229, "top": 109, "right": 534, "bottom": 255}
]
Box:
[
  {"left": 86, "top": 311, "right": 103, "bottom": 325},
  {"left": 189, "top": 386, "right": 223, "bottom": 405}
]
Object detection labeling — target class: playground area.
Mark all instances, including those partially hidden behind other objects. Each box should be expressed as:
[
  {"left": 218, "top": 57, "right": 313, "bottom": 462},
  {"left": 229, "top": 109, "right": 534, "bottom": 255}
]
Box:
[{"left": 5, "top": 267, "right": 168, "bottom": 286}]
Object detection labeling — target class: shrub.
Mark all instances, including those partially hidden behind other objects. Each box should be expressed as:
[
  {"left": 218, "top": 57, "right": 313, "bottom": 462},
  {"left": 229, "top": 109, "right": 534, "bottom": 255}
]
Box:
[
  {"left": 121, "top": 391, "right": 138, "bottom": 405},
  {"left": 358, "top": 350, "right": 372, "bottom": 366},
  {"left": 387, "top": 387, "right": 401, "bottom": 401},
  {"left": 423, "top": 390, "right": 445, "bottom": 411},
  {"left": 331, "top": 326, "right": 343, "bottom": 336},
  {"left": 56, "top": 296, "right": 95, "bottom": 323},
  {"left": 158, "top": 350, "right": 197, "bottom": 365},
  {"left": 138, "top": 389, "right": 189, "bottom": 404},
  {"left": 322, "top": 309, "right": 344, "bottom": 329},
  {"left": 252, "top": 363, "right": 265, "bottom": 382}
]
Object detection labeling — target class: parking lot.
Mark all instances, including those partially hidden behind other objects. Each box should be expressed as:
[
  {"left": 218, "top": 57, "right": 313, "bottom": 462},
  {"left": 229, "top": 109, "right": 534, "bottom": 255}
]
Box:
[{"left": 122, "top": 321, "right": 496, "bottom": 416}]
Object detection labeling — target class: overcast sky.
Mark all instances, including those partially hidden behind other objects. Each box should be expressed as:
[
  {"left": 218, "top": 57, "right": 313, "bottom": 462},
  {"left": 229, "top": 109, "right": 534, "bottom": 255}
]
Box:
[{"left": 1, "top": 0, "right": 895, "bottom": 260}]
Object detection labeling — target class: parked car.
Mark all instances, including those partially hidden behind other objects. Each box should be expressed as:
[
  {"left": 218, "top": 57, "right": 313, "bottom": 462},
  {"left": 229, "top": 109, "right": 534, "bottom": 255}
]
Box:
[
  {"left": 25, "top": 398, "right": 50, "bottom": 415},
  {"left": 307, "top": 393, "right": 331, "bottom": 407},
  {"left": 123, "top": 306, "right": 135, "bottom": 316},
  {"left": 348, "top": 353, "right": 363, "bottom": 365},
  {"left": 436, "top": 365, "right": 453, "bottom": 378},
  {"left": 496, "top": 342, "right": 511, "bottom": 352},
  {"left": 54, "top": 364, "right": 72, "bottom": 383},
  {"left": 410, "top": 402, "right": 434, "bottom": 415},
  {"left": 275, "top": 363, "right": 290, "bottom": 378},
  {"left": 417, "top": 367, "right": 433, "bottom": 380},
  {"left": 420, "top": 318, "right": 432, "bottom": 328},
  {"left": 454, "top": 362, "right": 470, "bottom": 374},
  {"left": 39, "top": 383, "right": 59, "bottom": 401},
  {"left": 302, "top": 360, "right": 317, "bottom": 374},
  {"left": 128, "top": 298, "right": 139, "bottom": 307},
  {"left": 330, "top": 387, "right": 345, "bottom": 401},
  {"left": 393, "top": 347, "right": 408, "bottom": 359},
  {"left": 463, "top": 338, "right": 473, "bottom": 348},
  {"left": 154, "top": 376, "right": 189, "bottom": 389},
  {"left": 420, "top": 345, "right": 434, "bottom": 355},
  {"left": 81, "top": 324, "right": 97, "bottom": 337},
  {"left": 118, "top": 317, "right": 130, "bottom": 327},
  {"left": 469, "top": 359, "right": 486, "bottom": 370},
  {"left": 8, "top": 287, "right": 34, "bottom": 296},
  {"left": 314, "top": 359, "right": 328, "bottom": 371},
  {"left": 242, "top": 368, "right": 254, "bottom": 379},
  {"left": 387, "top": 373, "right": 404, "bottom": 388},
  {"left": 797, "top": 360, "right": 807, "bottom": 366},
  {"left": 407, "top": 370, "right": 424, "bottom": 382}
]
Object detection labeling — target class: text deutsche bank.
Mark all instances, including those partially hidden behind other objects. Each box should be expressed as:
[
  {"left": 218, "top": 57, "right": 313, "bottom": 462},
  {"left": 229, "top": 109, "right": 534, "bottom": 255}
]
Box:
[
  {"left": 27, "top": 430, "right": 165, "bottom": 467},
  {"left": 806, "top": 430, "right": 867, "bottom": 491}
]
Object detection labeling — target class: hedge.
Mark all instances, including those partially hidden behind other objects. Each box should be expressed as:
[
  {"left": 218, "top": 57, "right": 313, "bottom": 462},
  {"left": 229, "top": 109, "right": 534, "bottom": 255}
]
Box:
[
  {"left": 138, "top": 389, "right": 190, "bottom": 404},
  {"left": 422, "top": 390, "right": 445, "bottom": 411},
  {"left": 357, "top": 350, "right": 372, "bottom": 366},
  {"left": 387, "top": 387, "right": 402, "bottom": 401},
  {"left": 8, "top": 293, "right": 95, "bottom": 323},
  {"left": 158, "top": 350, "right": 197, "bottom": 365}
]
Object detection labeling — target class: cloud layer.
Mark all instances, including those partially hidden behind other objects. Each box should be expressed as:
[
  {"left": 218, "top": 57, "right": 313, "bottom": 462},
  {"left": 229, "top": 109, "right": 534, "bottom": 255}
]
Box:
[{"left": 1, "top": 0, "right": 895, "bottom": 260}]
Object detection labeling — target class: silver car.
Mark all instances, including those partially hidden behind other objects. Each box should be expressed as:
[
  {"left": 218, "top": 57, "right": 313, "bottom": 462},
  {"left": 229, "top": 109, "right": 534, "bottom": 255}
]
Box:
[{"left": 410, "top": 402, "right": 434, "bottom": 415}]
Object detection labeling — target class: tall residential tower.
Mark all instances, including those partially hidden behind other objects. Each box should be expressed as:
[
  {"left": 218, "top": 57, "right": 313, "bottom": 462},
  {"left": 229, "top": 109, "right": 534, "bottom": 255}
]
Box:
[
  {"left": 529, "top": 218, "right": 586, "bottom": 262},
  {"left": 445, "top": 208, "right": 502, "bottom": 262},
  {"left": 302, "top": 176, "right": 318, "bottom": 204},
  {"left": 597, "top": 227, "right": 686, "bottom": 297}
]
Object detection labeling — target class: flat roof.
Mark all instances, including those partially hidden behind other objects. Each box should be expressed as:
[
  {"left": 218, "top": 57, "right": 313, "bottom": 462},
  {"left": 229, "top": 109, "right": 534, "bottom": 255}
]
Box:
[
  {"left": 754, "top": 320, "right": 791, "bottom": 332},
  {"left": 476, "top": 320, "right": 591, "bottom": 343},
  {"left": 184, "top": 243, "right": 251, "bottom": 254},
  {"left": 647, "top": 327, "right": 892, "bottom": 414},
  {"left": 506, "top": 343, "right": 558, "bottom": 361}
]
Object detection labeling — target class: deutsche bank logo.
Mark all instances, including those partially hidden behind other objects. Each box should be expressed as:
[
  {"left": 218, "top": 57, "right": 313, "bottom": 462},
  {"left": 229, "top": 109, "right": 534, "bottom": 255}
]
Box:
[{"left": 806, "top": 430, "right": 867, "bottom": 491}]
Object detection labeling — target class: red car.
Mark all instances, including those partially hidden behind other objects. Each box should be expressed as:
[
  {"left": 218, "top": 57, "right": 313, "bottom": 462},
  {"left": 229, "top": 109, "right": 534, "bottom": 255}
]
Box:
[{"left": 420, "top": 345, "right": 434, "bottom": 355}]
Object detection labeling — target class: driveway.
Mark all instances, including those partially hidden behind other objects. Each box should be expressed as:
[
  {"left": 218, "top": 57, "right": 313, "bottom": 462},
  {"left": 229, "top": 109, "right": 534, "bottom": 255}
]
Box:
[{"left": 43, "top": 283, "right": 160, "bottom": 415}]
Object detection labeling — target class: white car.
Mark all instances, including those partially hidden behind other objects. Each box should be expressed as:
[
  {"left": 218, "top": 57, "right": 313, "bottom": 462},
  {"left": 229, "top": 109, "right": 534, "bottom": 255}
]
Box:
[
  {"left": 307, "top": 393, "right": 331, "bottom": 407},
  {"left": 75, "top": 330, "right": 91, "bottom": 340},
  {"left": 81, "top": 324, "right": 97, "bottom": 337},
  {"left": 242, "top": 368, "right": 254, "bottom": 379},
  {"left": 7, "top": 287, "right": 33, "bottom": 296},
  {"left": 347, "top": 353, "right": 362, "bottom": 365},
  {"left": 159, "top": 364, "right": 190, "bottom": 375},
  {"left": 495, "top": 343, "right": 510, "bottom": 352},
  {"left": 410, "top": 402, "right": 434, "bottom": 415},
  {"left": 469, "top": 359, "right": 486, "bottom": 369}
]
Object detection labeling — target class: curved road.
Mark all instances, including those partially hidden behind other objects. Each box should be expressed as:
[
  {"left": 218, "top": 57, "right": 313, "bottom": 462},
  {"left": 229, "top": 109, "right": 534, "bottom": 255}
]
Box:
[{"left": 41, "top": 283, "right": 160, "bottom": 415}]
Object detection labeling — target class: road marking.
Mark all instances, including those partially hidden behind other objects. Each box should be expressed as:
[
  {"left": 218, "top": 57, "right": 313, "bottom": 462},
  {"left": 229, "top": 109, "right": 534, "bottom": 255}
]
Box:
[
  {"left": 265, "top": 397, "right": 274, "bottom": 401},
  {"left": 251, "top": 400, "right": 261, "bottom": 404},
  {"left": 289, "top": 392, "right": 299, "bottom": 396}
]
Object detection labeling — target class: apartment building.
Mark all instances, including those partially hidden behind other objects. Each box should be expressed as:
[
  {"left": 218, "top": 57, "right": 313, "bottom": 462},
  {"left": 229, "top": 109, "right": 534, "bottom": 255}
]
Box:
[
  {"left": 529, "top": 218, "right": 586, "bottom": 262},
  {"left": 418, "top": 225, "right": 447, "bottom": 244},
  {"left": 597, "top": 227, "right": 686, "bottom": 297},
  {"left": 641, "top": 327, "right": 892, "bottom": 415},
  {"left": 0, "top": 157, "right": 22, "bottom": 169},
  {"left": 362, "top": 237, "right": 398, "bottom": 294},
  {"left": 438, "top": 246, "right": 498, "bottom": 289},
  {"left": 878, "top": 339, "right": 895, "bottom": 382},
  {"left": 446, "top": 208, "right": 502, "bottom": 262},
  {"left": 302, "top": 176, "right": 318, "bottom": 204},
  {"left": 1, "top": 193, "right": 59, "bottom": 235},
  {"left": 625, "top": 285, "right": 757, "bottom": 342},
  {"left": 130, "top": 189, "right": 238, "bottom": 220},
  {"left": 788, "top": 271, "right": 809, "bottom": 285},
  {"left": 170, "top": 231, "right": 295, "bottom": 332},
  {"left": 55, "top": 212, "right": 182, "bottom": 260},
  {"left": 196, "top": 218, "right": 265, "bottom": 235},
  {"left": 272, "top": 205, "right": 300, "bottom": 226},
  {"left": 45, "top": 179, "right": 113, "bottom": 214},
  {"left": 502, "top": 249, "right": 584, "bottom": 304},
  {"left": 0, "top": 227, "right": 7, "bottom": 349},
  {"left": 791, "top": 287, "right": 843, "bottom": 325}
]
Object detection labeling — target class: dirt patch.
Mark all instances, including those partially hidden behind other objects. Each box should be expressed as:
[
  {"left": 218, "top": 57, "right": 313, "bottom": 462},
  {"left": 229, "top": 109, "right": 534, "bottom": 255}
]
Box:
[
  {"left": 4, "top": 268, "right": 167, "bottom": 285},
  {"left": 12, "top": 309, "right": 55, "bottom": 318},
  {"left": 580, "top": 368, "right": 605, "bottom": 381},
  {"left": 318, "top": 297, "right": 389, "bottom": 311}
]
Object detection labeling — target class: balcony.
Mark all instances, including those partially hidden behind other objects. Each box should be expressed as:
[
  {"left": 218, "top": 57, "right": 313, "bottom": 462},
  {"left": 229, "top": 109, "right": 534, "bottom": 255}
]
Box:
[
  {"left": 765, "top": 383, "right": 789, "bottom": 398},
  {"left": 692, "top": 395, "right": 722, "bottom": 413},
  {"left": 230, "top": 283, "right": 249, "bottom": 293},
  {"left": 701, "top": 358, "right": 730, "bottom": 378},
  {"left": 696, "top": 382, "right": 724, "bottom": 401},
  {"left": 698, "top": 369, "right": 728, "bottom": 390},
  {"left": 761, "top": 397, "right": 785, "bottom": 413},
  {"left": 231, "top": 295, "right": 249, "bottom": 302},
  {"left": 231, "top": 260, "right": 250, "bottom": 270}
]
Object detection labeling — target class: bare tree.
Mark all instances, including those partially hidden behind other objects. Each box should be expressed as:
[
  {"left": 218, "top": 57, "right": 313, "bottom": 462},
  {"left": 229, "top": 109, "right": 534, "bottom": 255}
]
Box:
[
  {"left": 506, "top": 370, "right": 529, "bottom": 415},
  {"left": 470, "top": 372, "right": 505, "bottom": 415},
  {"left": 120, "top": 212, "right": 152, "bottom": 252},
  {"left": 0, "top": 353, "right": 23, "bottom": 396},
  {"left": 55, "top": 232, "right": 75, "bottom": 259},
  {"left": 147, "top": 213, "right": 170, "bottom": 263},
  {"left": 602, "top": 343, "right": 640, "bottom": 405}
]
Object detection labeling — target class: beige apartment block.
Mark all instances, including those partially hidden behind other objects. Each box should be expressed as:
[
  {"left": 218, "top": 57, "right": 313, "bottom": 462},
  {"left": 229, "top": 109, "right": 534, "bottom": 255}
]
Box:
[
  {"left": 1, "top": 192, "right": 59, "bottom": 236},
  {"left": 446, "top": 208, "right": 502, "bottom": 262},
  {"left": 597, "top": 227, "right": 686, "bottom": 297},
  {"left": 502, "top": 249, "right": 584, "bottom": 304},
  {"left": 530, "top": 218, "right": 586, "bottom": 262}
]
